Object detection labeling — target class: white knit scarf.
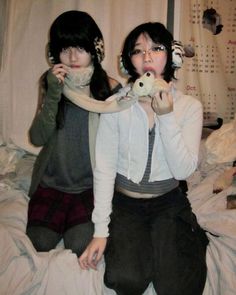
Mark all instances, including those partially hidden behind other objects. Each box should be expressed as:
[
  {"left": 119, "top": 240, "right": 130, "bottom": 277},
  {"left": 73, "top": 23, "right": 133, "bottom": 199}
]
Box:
[
  {"left": 63, "top": 66, "right": 138, "bottom": 113},
  {"left": 63, "top": 68, "right": 170, "bottom": 113}
]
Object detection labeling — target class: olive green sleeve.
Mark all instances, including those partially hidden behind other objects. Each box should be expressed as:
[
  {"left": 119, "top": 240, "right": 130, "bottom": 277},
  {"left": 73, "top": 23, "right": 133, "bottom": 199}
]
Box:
[{"left": 29, "top": 70, "right": 63, "bottom": 146}]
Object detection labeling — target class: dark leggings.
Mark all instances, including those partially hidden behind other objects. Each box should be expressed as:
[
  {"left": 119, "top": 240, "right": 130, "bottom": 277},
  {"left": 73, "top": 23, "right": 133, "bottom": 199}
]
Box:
[
  {"left": 104, "top": 188, "right": 208, "bottom": 295},
  {"left": 26, "top": 186, "right": 94, "bottom": 257},
  {"left": 27, "top": 222, "right": 94, "bottom": 257}
]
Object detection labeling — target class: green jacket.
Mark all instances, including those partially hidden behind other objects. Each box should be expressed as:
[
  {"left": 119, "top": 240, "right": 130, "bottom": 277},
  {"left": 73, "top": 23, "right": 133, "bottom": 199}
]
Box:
[{"left": 28, "top": 71, "right": 119, "bottom": 197}]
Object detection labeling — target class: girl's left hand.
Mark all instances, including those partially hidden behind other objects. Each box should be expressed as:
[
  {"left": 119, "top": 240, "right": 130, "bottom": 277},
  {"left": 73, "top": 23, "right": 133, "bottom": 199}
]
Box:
[{"left": 151, "top": 82, "right": 173, "bottom": 115}]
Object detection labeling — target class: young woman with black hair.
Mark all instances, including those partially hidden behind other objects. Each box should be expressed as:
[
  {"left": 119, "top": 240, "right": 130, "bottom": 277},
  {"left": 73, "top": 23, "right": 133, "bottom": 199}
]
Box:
[
  {"left": 79, "top": 22, "right": 208, "bottom": 295},
  {"left": 26, "top": 10, "right": 121, "bottom": 257}
]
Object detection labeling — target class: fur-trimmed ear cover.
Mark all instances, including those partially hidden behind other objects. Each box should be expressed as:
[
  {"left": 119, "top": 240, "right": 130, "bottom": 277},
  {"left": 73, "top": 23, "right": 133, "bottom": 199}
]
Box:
[{"left": 132, "top": 72, "right": 169, "bottom": 97}]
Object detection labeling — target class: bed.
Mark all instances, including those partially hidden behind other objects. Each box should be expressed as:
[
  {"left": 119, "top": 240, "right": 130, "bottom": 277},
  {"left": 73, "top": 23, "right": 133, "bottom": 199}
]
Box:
[{"left": 0, "top": 120, "right": 236, "bottom": 295}]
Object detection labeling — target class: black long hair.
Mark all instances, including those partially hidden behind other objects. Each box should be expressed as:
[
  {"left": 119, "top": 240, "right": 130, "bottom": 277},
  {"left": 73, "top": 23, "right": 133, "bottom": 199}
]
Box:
[
  {"left": 121, "top": 22, "right": 175, "bottom": 83},
  {"left": 48, "top": 10, "right": 112, "bottom": 101}
]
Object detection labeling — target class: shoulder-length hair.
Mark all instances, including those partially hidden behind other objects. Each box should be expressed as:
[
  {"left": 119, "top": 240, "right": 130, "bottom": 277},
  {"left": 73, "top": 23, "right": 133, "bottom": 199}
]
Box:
[{"left": 121, "top": 22, "right": 174, "bottom": 82}]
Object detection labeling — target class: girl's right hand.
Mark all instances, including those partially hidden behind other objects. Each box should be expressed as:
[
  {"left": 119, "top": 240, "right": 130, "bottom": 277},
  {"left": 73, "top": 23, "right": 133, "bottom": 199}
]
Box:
[
  {"left": 45, "top": 64, "right": 70, "bottom": 102},
  {"left": 51, "top": 63, "right": 70, "bottom": 84},
  {"left": 78, "top": 237, "right": 107, "bottom": 270}
]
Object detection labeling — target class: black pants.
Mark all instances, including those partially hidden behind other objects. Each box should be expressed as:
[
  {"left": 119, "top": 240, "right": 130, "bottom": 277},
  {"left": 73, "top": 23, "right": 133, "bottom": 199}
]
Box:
[{"left": 104, "top": 188, "right": 208, "bottom": 295}]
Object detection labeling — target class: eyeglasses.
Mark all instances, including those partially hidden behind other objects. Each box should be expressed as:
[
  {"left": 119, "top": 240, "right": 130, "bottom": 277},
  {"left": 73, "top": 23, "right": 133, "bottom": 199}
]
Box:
[{"left": 129, "top": 44, "right": 166, "bottom": 57}]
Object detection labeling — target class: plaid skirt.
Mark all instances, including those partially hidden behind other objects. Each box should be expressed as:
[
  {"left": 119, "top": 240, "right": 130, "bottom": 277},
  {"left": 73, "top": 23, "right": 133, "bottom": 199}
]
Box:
[{"left": 27, "top": 185, "right": 94, "bottom": 234}]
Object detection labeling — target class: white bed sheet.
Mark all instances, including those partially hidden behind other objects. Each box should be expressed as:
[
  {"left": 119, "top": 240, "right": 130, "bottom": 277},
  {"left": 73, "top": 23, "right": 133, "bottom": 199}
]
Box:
[{"left": 0, "top": 144, "right": 236, "bottom": 295}]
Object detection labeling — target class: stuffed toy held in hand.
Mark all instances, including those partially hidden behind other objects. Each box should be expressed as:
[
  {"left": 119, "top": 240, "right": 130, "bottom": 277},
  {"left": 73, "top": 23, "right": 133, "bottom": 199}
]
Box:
[
  {"left": 132, "top": 71, "right": 173, "bottom": 115},
  {"left": 132, "top": 71, "right": 169, "bottom": 97}
]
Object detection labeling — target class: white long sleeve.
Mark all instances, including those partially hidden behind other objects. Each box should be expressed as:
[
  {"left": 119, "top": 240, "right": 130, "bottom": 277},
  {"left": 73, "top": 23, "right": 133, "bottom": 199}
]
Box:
[
  {"left": 92, "top": 112, "right": 119, "bottom": 237},
  {"left": 157, "top": 92, "right": 203, "bottom": 179}
]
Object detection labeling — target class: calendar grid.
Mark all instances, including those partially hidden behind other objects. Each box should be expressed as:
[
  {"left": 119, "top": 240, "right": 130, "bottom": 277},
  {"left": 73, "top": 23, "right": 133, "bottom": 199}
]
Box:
[{"left": 177, "top": 0, "right": 236, "bottom": 122}]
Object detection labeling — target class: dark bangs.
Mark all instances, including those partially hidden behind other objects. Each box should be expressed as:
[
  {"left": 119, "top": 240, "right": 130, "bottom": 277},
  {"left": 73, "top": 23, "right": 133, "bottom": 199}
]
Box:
[{"left": 50, "top": 32, "right": 93, "bottom": 63}]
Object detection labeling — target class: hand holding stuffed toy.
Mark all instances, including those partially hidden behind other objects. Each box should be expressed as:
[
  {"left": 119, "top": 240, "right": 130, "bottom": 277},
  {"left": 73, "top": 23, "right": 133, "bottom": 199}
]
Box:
[
  {"left": 151, "top": 87, "right": 173, "bottom": 115},
  {"left": 132, "top": 71, "right": 173, "bottom": 115}
]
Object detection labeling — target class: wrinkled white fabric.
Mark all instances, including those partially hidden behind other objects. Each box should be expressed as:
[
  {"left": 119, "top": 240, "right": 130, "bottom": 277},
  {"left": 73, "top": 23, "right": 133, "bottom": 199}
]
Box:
[
  {"left": 205, "top": 117, "right": 236, "bottom": 164},
  {"left": 1, "top": 145, "right": 236, "bottom": 295}
]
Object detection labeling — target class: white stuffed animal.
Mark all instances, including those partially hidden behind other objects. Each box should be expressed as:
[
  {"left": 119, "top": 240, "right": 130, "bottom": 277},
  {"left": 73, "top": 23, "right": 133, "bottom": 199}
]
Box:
[
  {"left": 132, "top": 71, "right": 173, "bottom": 115},
  {"left": 132, "top": 71, "right": 169, "bottom": 97}
]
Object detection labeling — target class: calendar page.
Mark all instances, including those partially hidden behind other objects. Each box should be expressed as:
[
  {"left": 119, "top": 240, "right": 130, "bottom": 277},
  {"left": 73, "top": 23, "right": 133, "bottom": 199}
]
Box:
[{"left": 176, "top": 0, "right": 236, "bottom": 123}]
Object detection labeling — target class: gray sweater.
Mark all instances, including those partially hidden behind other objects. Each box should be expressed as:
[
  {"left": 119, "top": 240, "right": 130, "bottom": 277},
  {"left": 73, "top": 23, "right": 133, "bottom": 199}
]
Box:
[{"left": 28, "top": 71, "right": 121, "bottom": 196}]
